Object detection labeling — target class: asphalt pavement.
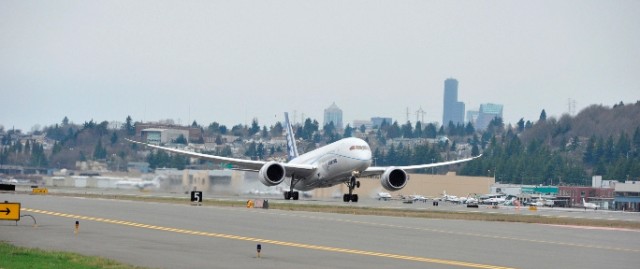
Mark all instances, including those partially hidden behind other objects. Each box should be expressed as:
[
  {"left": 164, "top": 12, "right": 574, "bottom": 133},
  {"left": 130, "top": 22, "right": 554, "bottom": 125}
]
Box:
[{"left": 1, "top": 193, "right": 639, "bottom": 269}]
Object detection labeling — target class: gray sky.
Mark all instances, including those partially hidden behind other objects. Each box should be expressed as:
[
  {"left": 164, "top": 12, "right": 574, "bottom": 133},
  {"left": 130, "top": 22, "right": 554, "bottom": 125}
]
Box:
[{"left": 1, "top": 1, "right": 639, "bottom": 132}]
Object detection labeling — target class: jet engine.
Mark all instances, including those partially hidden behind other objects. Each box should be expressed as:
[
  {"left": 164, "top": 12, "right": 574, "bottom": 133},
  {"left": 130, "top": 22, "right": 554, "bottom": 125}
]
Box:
[
  {"left": 380, "top": 167, "right": 408, "bottom": 191},
  {"left": 258, "top": 162, "right": 286, "bottom": 186}
]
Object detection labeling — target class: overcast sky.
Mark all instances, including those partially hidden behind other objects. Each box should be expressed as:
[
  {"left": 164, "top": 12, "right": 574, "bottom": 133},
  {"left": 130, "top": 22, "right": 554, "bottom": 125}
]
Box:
[{"left": 1, "top": 1, "right": 639, "bottom": 132}]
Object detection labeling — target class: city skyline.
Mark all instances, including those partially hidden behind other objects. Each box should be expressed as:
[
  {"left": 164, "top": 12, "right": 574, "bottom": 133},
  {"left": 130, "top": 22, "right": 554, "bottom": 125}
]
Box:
[{"left": 1, "top": 1, "right": 638, "bottom": 131}]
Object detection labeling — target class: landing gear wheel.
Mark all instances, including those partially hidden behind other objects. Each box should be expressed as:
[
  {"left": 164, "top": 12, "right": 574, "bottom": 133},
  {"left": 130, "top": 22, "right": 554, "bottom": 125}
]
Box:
[
  {"left": 284, "top": 191, "right": 291, "bottom": 200},
  {"left": 292, "top": 191, "right": 299, "bottom": 200},
  {"left": 343, "top": 176, "right": 359, "bottom": 203}
]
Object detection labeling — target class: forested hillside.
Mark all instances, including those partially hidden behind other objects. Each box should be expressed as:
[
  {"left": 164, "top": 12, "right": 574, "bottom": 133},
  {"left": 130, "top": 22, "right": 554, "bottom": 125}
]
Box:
[
  {"left": 460, "top": 101, "right": 640, "bottom": 184},
  {"left": 2, "top": 102, "right": 639, "bottom": 185}
]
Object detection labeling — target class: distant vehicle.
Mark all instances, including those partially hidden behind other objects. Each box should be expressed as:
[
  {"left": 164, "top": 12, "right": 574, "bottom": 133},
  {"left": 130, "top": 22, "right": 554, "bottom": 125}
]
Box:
[
  {"left": 128, "top": 112, "right": 481, "bottom": 203},
  {"left": 582, "top": 198, "right": 599, "bottom": 210},
  {"left": 377, "top": 192, "right": 392, "bottom": 201}
]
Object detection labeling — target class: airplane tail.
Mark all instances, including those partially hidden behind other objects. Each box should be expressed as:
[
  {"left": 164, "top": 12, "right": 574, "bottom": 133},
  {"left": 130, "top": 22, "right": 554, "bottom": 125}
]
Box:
[{"left": 284, "top": 112, "right": 299, "bottom": 161}]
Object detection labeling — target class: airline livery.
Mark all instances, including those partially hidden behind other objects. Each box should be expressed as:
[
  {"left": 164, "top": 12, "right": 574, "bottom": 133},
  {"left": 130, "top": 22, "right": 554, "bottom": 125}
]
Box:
[{"left": 127, "top": 113, "right": 481, "bottom": 202}]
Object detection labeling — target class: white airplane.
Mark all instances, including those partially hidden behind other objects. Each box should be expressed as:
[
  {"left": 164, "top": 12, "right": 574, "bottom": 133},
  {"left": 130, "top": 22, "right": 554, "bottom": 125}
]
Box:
[
  {"left": 127, "top": 113, "right": 481, "bottom": 202},
  {"left": 377, "top": 192, "right": 392, "bottom": 201},
  {"left": 408, "top": 194, "right": 429, "bottom": 202},
  {"left": 442, "top": 191, "right": 461, "bottom": 203},
  {"left": 116, "top": 178, "right": 160, "bottom": 190},
  {"left": 582, "top": 198, "right": 599, "bottom": 210}
]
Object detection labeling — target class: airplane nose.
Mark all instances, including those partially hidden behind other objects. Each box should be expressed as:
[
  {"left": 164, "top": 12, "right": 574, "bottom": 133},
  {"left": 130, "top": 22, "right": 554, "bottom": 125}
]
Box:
[{"left": 362, "top": 150, "right": 373, "bottom": 166}]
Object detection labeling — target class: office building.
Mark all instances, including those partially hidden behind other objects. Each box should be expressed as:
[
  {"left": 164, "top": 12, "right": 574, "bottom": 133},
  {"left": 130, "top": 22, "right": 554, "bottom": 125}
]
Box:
[
  {"left": 475, "top": 103, "right": 504, "bottom": 130},
  {"left": 442, "top": 78, "right": 465, "bottom": 126},
  {"left": 324, "top": 102, "right": 343, "bottom": 129}
]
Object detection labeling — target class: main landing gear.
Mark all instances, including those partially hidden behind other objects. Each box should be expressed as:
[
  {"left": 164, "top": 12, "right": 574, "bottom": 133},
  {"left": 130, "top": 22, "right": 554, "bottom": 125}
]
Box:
[
  {"left": 343, "top": 176, "right": 360, "bottom": 202},
  {"left": 284, "top": 175, "right": 300, "bottom": 200}
]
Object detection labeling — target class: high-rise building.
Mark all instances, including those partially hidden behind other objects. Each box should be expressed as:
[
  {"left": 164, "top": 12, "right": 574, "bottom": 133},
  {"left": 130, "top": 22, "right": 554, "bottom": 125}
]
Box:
[
  {"left": 323, "top": 102, "right": 343, "bottom": 129},
  {"left": 442, "top": 78, "right": 465, "bottom": 126},
  {"left": 475, "top": 103, "right": 504, "bottom": 130}
]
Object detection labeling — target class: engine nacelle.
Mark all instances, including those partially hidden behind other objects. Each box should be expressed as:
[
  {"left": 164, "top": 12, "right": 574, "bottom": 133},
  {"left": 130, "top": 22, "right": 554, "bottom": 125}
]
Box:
[
  {"left": 258, "top": 162, "right": 286, "bottom": 186},
  {"left": 380, "top": 167, "right": 408, "bottom": 191}
]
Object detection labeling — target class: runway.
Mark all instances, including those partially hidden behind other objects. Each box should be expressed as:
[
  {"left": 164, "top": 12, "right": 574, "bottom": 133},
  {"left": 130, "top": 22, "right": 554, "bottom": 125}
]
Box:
[{"left": 1, "top": 193, "right": 639, "bottom": 269}]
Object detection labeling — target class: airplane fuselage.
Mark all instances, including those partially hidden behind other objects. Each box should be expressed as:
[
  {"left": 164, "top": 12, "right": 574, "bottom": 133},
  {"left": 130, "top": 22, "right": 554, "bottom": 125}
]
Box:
[{"left": 286, "top": 137, "right": 372, "bottom": 191}]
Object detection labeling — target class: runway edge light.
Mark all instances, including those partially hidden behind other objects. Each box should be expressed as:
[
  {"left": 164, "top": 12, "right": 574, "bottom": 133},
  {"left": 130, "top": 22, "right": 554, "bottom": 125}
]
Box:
[{"left": 257, "top": 244, "right": 261, "bottom": 258}]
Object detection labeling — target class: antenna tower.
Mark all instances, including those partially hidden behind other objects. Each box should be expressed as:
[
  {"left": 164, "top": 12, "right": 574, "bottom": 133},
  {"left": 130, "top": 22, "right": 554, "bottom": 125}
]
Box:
[
  {"left": 416, "top": 107, "right": 426, "bottom": 123},
  {"left": 567, "top": 98, "right": 576, "bottom": 115}
]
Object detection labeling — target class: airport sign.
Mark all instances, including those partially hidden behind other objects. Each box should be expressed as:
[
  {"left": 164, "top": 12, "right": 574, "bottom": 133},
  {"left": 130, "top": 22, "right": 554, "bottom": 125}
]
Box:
[
  {"left": 0, "top": 202, "right": 20, "bottom": 221},
  {"left": 32, "top": 188, "right": 48, "bottom": 194}
]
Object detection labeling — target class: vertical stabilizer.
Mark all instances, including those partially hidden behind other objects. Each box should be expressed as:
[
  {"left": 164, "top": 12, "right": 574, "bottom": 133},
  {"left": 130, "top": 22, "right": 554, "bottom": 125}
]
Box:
[{"left": 284, "top": 112, "right": 299, "bottom": 161}]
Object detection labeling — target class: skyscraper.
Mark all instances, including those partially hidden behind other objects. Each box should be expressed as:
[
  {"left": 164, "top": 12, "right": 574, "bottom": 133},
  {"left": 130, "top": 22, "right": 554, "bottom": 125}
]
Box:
[
  {"left": 442, "top": 78, "right": 465, "bottom": 126},
  {"left": 324, "top": 102, "right": 343, "bottom": 129}
]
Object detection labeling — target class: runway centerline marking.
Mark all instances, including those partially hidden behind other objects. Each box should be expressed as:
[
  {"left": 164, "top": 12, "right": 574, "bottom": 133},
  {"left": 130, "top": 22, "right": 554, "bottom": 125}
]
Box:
[{"left": 23, "top": 208, "right": 512, "bottom": 269}]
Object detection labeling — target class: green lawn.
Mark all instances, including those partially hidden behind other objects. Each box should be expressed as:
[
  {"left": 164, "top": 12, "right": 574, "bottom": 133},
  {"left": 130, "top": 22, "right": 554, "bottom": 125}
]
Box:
[{"left": 0, "top": 242, "right": 147, "bottom": 269}]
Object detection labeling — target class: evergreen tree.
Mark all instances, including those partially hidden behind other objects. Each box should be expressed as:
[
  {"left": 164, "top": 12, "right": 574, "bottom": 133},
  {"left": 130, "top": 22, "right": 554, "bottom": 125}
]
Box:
[
  {"left": 343, "top": 124, "right": 353, "bottom": 137},
  {"left": 249, "top": 119, "right": 260, "bottom": 136},
  {"left": 539, "top": 109, "right": 547, "bottom": 122},
  {"left": 110, "top": 132, "right": 118, "bottom": 145},
  {"left": 413, "top": 121, "right": 423, "bottom": 138},
  {"left": 465, "top": 122, "right": 475, "bottom": 136},
  {"left": 174, "top": 134, "right": 187, "bottom": 145},
  {"left": 401, "top": 121, "right": 413, "bottom": 138},
  {"left": 516, "top": 118, "right": 525, "bottom": 132},
  {"left": 93, "top": 139, "right": 107, "bottom": 159},
  {"left": 123, "top": 116, "right": 135, "bottom": 136}
]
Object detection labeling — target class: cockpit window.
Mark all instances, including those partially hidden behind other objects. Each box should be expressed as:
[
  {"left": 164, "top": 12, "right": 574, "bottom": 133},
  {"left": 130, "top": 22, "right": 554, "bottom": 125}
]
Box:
[{"left": 349, "top": 145, "right": 369, "bottom": 151}]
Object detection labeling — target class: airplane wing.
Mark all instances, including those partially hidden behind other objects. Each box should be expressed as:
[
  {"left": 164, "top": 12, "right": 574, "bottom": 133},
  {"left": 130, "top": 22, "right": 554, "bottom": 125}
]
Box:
[
  {"left": 126, "top": 139, "right": 316, "bottom": 177},
  {"left": 360, "top": 154, "right": 482, "bottom": 177}
]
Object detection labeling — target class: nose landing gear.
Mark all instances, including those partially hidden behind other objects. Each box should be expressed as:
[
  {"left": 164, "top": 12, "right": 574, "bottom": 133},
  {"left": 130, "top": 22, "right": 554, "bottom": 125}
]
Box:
[{"left": 343, "top": 176, "right": 360, "bottom": 202}]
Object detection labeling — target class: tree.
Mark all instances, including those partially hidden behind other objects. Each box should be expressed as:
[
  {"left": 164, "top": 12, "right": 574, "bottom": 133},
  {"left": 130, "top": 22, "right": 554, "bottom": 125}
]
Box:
[
  {"left": 174, "top": 134, "right": 188, "bottom": 145},
  {"left": 465, "top": 122, "right": 475, "bottom": 136},
  {"left": 401, "top": 121, "right": 413, "bottom": 138},
  {"left": 249, "top": 119, "right": 260, "bottom": 136},
  {"left": 93, "top": 139, "right": 107, "bottom": 159},
  {"left": 539, "top": 109, "right": 547, "bottom": 122},
  {"left": 387, "top": 121, "right": 401, "bottom": 139},
  {"left": 124, "top": 116, "right": 135, "bottom": 136},
  {"left": 110, "top": 132, "right": 118, "bottom": 145},
  {"left": 343, "top": 124, "right": 353, "bottom": 137},
  {"left": 62, "top": 116, "right": 70, "bottom": 126},
  {"left": 413, "top": 121, "right": 423, "bottom": 138},
  {"left": 270, "top": 122, "right": 284, "bottom": 137},
  {"left": 517, "top": 118, "right": 525, "bottom": 133}
]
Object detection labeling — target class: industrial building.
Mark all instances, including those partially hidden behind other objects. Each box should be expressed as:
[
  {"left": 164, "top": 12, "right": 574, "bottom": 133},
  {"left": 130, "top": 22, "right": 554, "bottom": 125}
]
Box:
[
  {"left": 614, "top": 181, "right": 640, "bottom": 211},
  {"left": 141, "top": 128, "right": 190, "bottom": 144}
]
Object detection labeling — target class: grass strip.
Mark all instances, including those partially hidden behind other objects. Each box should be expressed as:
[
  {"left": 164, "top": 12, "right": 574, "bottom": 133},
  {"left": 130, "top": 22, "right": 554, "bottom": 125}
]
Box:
[{"left": 0, "top": 241, "right": 147, "bottom": 269}]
